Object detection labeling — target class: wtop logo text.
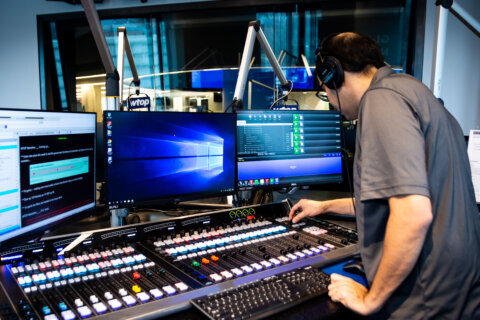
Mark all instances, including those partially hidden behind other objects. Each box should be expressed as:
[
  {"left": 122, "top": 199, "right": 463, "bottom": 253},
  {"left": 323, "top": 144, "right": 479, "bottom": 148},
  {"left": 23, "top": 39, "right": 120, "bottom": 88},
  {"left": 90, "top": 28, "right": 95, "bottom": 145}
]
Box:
[{"left": 128, "top": 97, "right": 151, "bottom": 109}]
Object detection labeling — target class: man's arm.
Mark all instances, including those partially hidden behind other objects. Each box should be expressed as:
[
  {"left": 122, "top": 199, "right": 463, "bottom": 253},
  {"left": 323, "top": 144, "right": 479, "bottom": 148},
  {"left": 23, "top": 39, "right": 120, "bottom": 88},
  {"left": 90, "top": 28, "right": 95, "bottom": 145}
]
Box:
[
  {"left": 289, "top": 198, "right": 355, "bottom": 223},
  {"left": 328, "top": 194, "right": 432, "bottom": 315}
]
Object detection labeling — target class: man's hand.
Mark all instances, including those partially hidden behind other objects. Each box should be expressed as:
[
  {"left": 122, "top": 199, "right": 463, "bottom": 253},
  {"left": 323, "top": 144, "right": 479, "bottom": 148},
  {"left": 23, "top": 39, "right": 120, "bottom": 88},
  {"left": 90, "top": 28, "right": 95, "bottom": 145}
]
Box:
[
  {"left": 328, "top": 273, "right": 378, "bottom": 316},
  {"left": 289, "top": 198, "right": 355, "bottom": 223},
  {"left": 288, "top": 199, "right": 325, "bottom": 223}
]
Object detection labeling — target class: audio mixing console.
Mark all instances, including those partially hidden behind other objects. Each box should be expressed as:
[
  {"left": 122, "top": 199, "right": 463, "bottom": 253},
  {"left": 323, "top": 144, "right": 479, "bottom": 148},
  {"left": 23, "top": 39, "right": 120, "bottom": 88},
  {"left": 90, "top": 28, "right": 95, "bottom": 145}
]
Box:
[{"left": 0, "top": 200, "right": 358, "bottom": 320}]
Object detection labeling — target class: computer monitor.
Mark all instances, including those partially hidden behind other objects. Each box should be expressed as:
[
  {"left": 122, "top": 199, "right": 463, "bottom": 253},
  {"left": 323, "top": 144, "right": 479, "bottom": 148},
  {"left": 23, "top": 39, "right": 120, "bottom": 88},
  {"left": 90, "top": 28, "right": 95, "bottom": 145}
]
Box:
[
  {"left": 236, "top": 110, "right": 342, "bottom": 190},
  {"left": 0, "top": 109, "right": 96, "bottom": 249},
  {"left": 191, "top": 69, "right": 223, "bottom": 89},
  {"left": 104, "top": 111, "right": 236, "bottom": 209},
  {"left": 282, "top": 67, "right": 315, "bottom": 90}
]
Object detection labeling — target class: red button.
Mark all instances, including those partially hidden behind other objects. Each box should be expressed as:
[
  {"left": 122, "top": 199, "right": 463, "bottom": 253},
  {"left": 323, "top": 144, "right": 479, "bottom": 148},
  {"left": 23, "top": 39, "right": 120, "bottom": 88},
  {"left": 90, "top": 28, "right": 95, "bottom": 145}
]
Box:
[{"left": 133, "top": 272, "right": 141, "bottom": 279}]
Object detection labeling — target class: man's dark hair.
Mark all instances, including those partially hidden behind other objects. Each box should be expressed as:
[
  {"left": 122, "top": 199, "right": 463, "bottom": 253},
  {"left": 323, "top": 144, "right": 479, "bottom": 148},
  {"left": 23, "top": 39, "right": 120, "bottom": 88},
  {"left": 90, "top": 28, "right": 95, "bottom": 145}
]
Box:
[{"left": 322, "top": 33, "right": 385, "bottom": 73}]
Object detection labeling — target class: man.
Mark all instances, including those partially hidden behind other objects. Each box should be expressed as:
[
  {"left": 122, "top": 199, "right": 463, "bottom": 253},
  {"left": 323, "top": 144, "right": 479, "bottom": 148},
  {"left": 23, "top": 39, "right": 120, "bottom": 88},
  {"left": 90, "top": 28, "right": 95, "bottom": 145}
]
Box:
[{"left": 289, "top": 33, "right": 480, "bottom": 319}]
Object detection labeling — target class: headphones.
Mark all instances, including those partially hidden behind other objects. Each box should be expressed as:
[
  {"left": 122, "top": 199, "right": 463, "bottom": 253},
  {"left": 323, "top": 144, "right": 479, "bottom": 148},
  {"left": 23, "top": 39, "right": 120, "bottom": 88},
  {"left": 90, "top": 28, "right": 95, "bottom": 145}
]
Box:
[{"left": 315, "top": 33, "right": 344, "bottom": 90}]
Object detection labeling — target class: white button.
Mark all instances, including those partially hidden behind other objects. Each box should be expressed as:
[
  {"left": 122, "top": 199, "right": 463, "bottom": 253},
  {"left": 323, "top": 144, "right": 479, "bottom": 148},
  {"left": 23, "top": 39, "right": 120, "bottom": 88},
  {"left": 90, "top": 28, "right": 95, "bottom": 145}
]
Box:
[
  {"left": 122, "top": 295, "right": 136, "bottom": 306},
  {"left": 241, "top": 266, "right": 253, "bottom": 274},
  {"left": 137, "top": 292, "right": 150, "bottom": 302},
  {"left": 251, "top": 263, "right": 263, "bottom": 271},
  {"left": 61, "top": 310, "right": 75, "bottom": 320},
  {"left": 209, "top": 273, "right": 223, "bottom": 282},
  {"left": 220, "top": 271, "right": 233, "bottom": 279},
  {"left": 77, "top": 306, "right": 92, "bottom": 317},
  {"left": 150, "top": 288, "right": 163, "bottom": 299},
  {"left": 286, "top": 253, "right": 298, "bottom": 261},
  {"left": 108, "top": 298, "right": 122, "bottom": 310},
  {"left": 174, "top": 282, "right": 189, "bottom": 291},
  {"left": 92, "top": 302, "right": 107, "bottom": 314},
  {"left": 294, "top": 251, "right": 306, "bottom": 259},
  {"left": 74, "top": 298, "right": 83, "bottom": 307},
  {"left": 230, "top": 268, "right": 243, "bottom": 276},
  {"left": 162, "top": 285, "right": 177, "bottom": 295}
]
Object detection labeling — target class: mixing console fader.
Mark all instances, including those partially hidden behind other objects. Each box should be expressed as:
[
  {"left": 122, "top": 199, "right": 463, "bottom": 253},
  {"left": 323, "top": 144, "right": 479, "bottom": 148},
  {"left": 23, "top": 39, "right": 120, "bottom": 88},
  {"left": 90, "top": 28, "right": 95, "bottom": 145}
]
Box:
[{"left": 0, "top": 200, "right": 358, "bottom": 319}]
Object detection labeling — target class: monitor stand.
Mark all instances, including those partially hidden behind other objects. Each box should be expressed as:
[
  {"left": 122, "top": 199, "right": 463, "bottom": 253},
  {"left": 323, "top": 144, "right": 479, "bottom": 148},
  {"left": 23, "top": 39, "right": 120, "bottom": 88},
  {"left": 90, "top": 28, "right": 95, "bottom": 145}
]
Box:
[
  {"left": 235, "top": 190, "right": 274, "bottom": 207},
  {"left": 111, "top": 208, "right": 130, "bottom": 227}
]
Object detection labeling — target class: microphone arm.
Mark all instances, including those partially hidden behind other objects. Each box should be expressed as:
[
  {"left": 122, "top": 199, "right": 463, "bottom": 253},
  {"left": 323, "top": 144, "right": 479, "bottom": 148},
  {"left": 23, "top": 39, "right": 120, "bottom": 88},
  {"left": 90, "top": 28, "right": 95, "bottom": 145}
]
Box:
[{"left": 231, "top": 20, "right": 290, "bottom": 111}]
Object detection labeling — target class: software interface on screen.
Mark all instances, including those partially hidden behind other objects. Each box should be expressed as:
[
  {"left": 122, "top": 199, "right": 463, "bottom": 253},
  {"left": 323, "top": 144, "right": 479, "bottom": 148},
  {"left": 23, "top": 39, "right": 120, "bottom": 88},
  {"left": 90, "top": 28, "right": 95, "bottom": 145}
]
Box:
[
  {"left": 237, "top": 110, "right": 342, "bottom": 190},
  {"left": 105, "top": 112, "right": 236, "bottom": 209},
  {"left": 0, "top": 110, "right": 96, "bottom": 246}
]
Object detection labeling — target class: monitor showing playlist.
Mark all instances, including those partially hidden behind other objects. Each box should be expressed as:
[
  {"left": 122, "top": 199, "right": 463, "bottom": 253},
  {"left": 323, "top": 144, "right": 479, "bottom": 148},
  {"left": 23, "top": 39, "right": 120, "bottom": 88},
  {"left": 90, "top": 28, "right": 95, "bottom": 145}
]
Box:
[
  {"left": 237, "top": 110, "right": 342, "bottom": 190},
  {"left": 0, "top": 109, "right": 96, "bottom": 249},
  {"left": 104, "top": 112, "right": 236, "bottom": 209}
]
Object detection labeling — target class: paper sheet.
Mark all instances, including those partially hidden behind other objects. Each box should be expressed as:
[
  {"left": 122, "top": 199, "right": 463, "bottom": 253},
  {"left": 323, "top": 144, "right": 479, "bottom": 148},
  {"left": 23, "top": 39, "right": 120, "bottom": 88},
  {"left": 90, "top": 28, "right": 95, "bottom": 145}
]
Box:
[{"left": 467, "top": 130, "right": 480, "bottom": 203}]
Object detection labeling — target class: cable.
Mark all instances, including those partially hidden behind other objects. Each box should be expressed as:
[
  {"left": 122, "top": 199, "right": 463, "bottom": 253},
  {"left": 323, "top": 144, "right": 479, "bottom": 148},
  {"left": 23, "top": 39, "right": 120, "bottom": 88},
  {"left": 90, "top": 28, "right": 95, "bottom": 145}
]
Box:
[
  {"left": 128, "top": 80, "right": 134, "bottom": 97},
  {"left": 269, "top": 80, "right": 293, "bottom": 110},
  {"left": 332, "top": 81, "right": 356, "bottom": 213},
  {"left": 224, "top": 99, "right": 238, "bottom": 113},
  {"left": 126, "top": 80, "right": 135, "bottom": 111},
  {"left": 288, "top": 99, "right": 300, "bottom": 106}
]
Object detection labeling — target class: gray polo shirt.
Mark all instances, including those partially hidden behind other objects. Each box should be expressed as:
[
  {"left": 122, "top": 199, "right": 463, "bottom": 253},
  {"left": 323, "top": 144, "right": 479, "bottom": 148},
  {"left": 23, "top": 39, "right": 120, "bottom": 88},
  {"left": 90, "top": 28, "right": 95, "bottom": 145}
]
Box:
[{"left": 354, "top": 66, "right": 480, "bottom": 319}]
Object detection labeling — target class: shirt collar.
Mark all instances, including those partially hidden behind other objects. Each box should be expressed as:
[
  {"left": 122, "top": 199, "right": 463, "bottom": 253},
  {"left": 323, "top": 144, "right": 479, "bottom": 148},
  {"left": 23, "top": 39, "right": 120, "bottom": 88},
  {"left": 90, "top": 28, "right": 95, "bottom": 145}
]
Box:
[{"left": 369, "top": 66, "right": 396, "bottom": 88}]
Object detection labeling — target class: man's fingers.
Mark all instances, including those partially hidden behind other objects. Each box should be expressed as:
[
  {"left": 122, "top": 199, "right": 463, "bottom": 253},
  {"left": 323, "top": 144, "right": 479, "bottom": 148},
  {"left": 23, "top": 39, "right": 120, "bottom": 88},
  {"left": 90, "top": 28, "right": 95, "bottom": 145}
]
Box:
[
  {"left": 288, "top": 203, "right": 301, "bottom": 220},
  {"left": 330, "top": 273, "right": 348, "bottom": 282},
  {"left": 292, "top": 211, "right": 308, "bottom": 224}
]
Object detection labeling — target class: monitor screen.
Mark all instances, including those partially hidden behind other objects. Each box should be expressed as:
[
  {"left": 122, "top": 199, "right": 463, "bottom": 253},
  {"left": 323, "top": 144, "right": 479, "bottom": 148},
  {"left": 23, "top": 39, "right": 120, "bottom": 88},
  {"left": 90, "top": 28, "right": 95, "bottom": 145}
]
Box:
[
  {"left": 191, "top": 69, "right": 223, "bottom": 89},
  {"left": 282, "top": 67, "right": 315, "bottom": 90},
  {"left": 237, "top": 110, "right": 342, "bottom": 190},
  {"left": 104, "top": 111, "right": 236, "bottom": 209},
  {"left": 0, "top": 109, "right": 96, "bottom": 249}
]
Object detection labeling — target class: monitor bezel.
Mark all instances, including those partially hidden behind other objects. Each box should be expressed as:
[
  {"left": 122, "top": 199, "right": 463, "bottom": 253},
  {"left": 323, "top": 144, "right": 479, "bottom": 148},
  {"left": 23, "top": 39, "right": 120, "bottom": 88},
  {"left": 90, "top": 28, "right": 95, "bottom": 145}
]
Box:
[
  {"left": 236, "top": 109, "right": 343, "bottom": 191},
  {"left": 0, "top": 108, "right": 97, "bottom": 251},
  {"left": 103, "top": 111, "right": 237, "bottom": 210}
]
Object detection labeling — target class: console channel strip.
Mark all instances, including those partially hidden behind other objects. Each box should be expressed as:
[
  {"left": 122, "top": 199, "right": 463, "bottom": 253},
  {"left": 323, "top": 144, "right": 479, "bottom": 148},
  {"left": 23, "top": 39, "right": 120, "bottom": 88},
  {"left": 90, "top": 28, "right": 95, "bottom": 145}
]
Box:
[{"left": 0, "top": 200, "right": 358, "bottom": 319}]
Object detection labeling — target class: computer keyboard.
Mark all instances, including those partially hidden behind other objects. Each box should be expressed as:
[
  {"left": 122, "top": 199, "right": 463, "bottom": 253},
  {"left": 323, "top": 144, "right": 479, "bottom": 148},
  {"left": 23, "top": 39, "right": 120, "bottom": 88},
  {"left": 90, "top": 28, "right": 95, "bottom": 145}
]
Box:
[{"left": 192, "top": 266, "right": 330, "bottom": 320}]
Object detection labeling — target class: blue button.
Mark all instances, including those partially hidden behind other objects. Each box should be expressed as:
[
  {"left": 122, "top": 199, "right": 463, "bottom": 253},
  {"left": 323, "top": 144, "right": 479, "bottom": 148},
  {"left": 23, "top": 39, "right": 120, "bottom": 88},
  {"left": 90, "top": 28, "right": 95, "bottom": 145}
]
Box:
[{"left": 42, "top": 306, "right": 51, "bottom": 315}]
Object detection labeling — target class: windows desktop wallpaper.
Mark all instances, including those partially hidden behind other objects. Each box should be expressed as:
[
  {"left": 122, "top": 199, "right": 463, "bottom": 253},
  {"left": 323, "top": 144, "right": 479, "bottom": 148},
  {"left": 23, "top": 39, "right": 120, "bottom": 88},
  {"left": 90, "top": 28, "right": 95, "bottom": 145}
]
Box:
[{"left": 106, "top": 112, "right": 236, "bottom": 205}]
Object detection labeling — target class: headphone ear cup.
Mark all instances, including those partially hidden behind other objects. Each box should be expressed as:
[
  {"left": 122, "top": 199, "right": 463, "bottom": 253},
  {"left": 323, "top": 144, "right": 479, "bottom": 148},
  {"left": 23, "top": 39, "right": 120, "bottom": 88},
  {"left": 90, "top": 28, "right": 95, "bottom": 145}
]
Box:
[{"left": 317, "top": 56, "right": 344, "bottom": 90}]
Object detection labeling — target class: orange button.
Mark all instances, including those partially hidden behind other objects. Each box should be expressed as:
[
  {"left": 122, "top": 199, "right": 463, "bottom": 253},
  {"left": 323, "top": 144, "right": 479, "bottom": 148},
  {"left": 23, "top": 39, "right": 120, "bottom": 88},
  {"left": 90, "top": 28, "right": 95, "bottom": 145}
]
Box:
[
  {"left": 201, "top": 258, "right": 210, "bottom": 264},
  {"left": 211, "top": 255, "right": 219, "bottom": 262}
]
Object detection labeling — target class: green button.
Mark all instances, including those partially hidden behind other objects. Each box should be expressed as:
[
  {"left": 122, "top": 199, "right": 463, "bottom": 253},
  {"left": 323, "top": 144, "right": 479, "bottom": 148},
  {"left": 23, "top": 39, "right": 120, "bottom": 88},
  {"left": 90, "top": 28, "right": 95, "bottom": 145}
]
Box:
[{"left": 192, "top": 261, "right": 200, "bottom": 268}]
